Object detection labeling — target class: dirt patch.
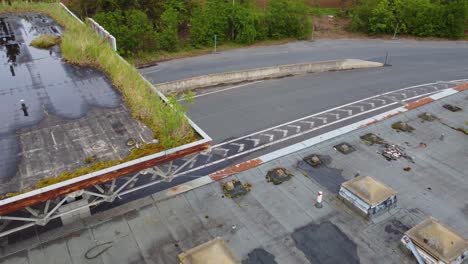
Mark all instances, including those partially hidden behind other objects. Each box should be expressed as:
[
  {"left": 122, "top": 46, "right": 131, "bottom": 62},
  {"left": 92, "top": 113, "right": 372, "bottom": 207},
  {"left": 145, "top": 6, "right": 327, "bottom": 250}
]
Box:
[{"left": 292, "top": 221, "right": 359, "bottom": 264}]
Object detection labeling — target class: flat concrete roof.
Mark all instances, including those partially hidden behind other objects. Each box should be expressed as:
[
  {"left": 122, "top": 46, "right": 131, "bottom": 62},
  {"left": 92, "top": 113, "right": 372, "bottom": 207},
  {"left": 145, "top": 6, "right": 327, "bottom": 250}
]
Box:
[
  {"left": 406, "top": 218, "right": 468, "bottom": 263},
  {"left": 0, "top": 90, "right": 466, "bottom": 263},
  {"left": 342, "top": 175, "right": 397, "bottom": 206}
]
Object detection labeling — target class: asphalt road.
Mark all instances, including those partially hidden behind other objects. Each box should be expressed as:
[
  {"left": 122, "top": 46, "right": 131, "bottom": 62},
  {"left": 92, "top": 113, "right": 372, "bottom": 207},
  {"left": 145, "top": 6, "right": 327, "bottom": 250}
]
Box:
[{"left": 141, "top": 39, "right": 468, "bottom": 144}]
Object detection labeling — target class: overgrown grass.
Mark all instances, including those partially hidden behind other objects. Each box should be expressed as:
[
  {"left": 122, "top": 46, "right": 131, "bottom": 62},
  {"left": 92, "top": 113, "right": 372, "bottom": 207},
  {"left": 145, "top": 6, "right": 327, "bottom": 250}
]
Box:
[
  {"left": 0, "top": 1, "right": 198, "bottom": 193},
  {"left": 30, "top": 34, "right": 60, "bottom": 48}
]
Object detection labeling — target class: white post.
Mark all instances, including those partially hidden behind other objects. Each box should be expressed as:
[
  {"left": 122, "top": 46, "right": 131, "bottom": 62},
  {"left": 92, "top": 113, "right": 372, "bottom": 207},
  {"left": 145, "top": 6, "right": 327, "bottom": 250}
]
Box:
[{"left": 315, "top": 191, "right": 323, "bottom": 208}]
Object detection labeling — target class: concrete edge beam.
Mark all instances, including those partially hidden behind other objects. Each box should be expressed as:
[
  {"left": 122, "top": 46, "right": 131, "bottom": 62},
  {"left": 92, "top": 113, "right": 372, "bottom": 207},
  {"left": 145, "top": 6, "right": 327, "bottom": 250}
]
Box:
[{"left": 155, "top": 59, "right": 384, "bottom": 94}]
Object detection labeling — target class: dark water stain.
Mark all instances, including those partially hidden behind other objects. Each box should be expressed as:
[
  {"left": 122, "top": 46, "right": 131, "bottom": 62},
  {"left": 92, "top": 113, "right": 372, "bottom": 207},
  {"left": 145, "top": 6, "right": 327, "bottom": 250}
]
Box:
[
  {"left": 462, "top": 204, "right": 468, "bottom": 218},
  {"left": 292, "top": 221, "right": 359, "bottom": 264},
  {"left": 242, "top": 248, "right": 278, "bottom": 264},
  {"left": 384, "top": 219, "right": 410, "bottom": 236},
  {"left": 297, "top": 160, "right": 346, "bottom": 193},
  {"left": 0, "top": 13, "right": 122, "bottom": 181}
]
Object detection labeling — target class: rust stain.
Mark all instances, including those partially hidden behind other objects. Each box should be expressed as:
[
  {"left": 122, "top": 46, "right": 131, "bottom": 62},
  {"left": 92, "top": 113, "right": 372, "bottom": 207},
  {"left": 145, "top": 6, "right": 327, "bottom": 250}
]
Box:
[
  {"left": 359, "top": 112, "right": 402, "bottom": 128},
  {"left": 210, "top": 159, "right": 263, "bottom": 181},
  {"left": 0, "top": 142, "right": 210, "bottom": 215},
  {"left": 404, "top": 97, "right": 433, "bottom": 110},
  {"left": 455, "top": 83, "right": 468, "bottom": 92}
]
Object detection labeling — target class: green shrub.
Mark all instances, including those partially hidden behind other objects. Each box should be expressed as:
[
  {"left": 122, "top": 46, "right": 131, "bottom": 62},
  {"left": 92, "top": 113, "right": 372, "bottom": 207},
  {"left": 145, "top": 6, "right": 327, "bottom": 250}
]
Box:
[
  {"left": 266, "top": 0, "right": 311, "bottom": 40},
  {"left": 94, "top": 9, "right": 158, "bottom": 56},
  {"left": 350, "top": 0, "right": 467, "bottom": 38}
]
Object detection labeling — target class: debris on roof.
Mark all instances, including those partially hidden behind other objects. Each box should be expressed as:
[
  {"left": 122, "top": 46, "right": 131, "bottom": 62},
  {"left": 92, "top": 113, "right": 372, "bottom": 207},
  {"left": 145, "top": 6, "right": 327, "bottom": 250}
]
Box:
[
  {"left": 334, "top": 142, "right": 356, "bottom": 154},
  {"left": 266, "top": 167, "right": 293, "bottom": 185},
  {"left": 391, "top": 121, "right": 415, "bottom": 133},
  {"left": 418, "top": 112, "right": 438, "bottom": 122},
  {"left": 360, "top": 133, "right": 385, "bottom": 145},
  {"left": 222, "top": 179, "right": 251, "bottom": 198}
]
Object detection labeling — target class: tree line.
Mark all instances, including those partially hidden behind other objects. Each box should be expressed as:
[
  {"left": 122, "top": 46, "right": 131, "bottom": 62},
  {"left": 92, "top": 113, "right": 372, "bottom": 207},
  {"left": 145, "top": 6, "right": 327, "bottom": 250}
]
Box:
[
  {"left": 350, "top": 0, "right": 467, "bottom": 39},
  {"left": 67, "top": 0, "right": 312, "bottom": 56}
]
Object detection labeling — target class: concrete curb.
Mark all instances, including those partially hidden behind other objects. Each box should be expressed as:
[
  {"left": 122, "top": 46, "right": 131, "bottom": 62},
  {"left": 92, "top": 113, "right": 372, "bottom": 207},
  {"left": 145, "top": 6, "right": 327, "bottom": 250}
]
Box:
[
  {"left": 154, "top": 83, "right": 467, "bottom": 199},
  {"left": 154, "top": 59, "right": 383, "bottom": 94}
]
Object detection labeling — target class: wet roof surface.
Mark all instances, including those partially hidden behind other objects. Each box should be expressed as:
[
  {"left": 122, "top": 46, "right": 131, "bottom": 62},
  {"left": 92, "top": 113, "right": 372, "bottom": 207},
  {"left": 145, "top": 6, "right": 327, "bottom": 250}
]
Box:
[
  {"left": 1, "top": 90, "right": 466, "bottom": 263},
  {"left": 0, "top": 14, "right": 152, "bottom": 193}
]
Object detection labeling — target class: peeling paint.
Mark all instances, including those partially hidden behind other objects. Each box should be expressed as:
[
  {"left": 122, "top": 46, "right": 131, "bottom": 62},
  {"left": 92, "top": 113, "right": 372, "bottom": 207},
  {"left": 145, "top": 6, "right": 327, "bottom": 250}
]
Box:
[
  {"left": 404, "top": 97, "right": 433, "bottom": 110},
  {"left": 209, "top": 159, "right": 263, "bottom": 181}
]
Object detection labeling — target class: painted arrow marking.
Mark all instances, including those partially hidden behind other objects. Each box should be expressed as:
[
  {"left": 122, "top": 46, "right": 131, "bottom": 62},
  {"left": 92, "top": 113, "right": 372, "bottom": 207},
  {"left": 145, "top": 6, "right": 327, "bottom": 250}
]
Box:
[
  {"left": 260, "top": 134, "right": 275, "bottom": 142},
  {"left": 324, "top": 112, "right": 340, "bottom": 119},
  {"left": 273, "top": 129, "right": 288, "bottom": 137},
  {"left": 231, "top": 143, "right": 245, "bottom": 152},
  {"left": 347, "top": 105, "right": 365, "bottom": 112},
  {"left": 213, "top": 147, "right": 229, "bottom": 157},
  {"left": 336, "top": 109, "right": 352, "bottom": 116},
  {"left": 313, "top": 117, "right": 328, "bottom": 124},
  {"left": 246, "top": 138, "right": 260, "bottom": 147},
  {"left": 373, "top": 98, "right": 387, "bottom": 104},
  {"left": 299, "top": 120, "right": 315, "bottom": 128},
  {"left": 187, "top": 158, "right": 198, "bottom": 169},
  {"left": 361, "top": 101, "right": 375, "bottom": 108},
  {"left": 287, "top": 125, "right": 301, "bottom": 133},
  {"left": 199, "top": 152, "right": 214, "bottom": 162}
]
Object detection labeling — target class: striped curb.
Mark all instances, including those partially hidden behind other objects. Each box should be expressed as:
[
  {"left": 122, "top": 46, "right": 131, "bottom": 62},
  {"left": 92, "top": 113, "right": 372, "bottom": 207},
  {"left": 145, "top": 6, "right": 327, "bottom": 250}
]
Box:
[{"left": 158, "top": 83, "right": 467, "bottom": 198}]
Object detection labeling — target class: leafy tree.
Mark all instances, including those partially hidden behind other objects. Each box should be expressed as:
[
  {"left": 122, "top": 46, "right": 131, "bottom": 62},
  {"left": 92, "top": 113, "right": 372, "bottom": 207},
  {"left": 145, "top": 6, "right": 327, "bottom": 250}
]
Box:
[
  {"left": 160, "top": 7, "right": 179, "bottom": 51},
  {"left": 94, "top": 9, "right": 157, "bottom": 56},
  {"left": 266, "top": 0, "right": 311, "bottom": 39},
  {"left": 190, "top": 0, "right": 230, "bottom": 46}
]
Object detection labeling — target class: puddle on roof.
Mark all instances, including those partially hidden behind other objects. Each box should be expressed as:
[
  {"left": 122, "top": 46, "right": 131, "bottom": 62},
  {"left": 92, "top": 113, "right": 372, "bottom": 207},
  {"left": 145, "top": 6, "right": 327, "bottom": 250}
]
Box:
[{"left": 0, "top": 13, "right": 122, "bottom": 182}]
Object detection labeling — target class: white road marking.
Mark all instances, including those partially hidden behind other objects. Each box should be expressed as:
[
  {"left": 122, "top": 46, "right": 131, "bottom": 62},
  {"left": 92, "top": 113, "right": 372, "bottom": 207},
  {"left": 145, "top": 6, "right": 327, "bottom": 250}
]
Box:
[
  {"left": 180, "top": 90, "right": 443, "bottom": 176},
  {"left": 324, "top": 112, "right": 340, "bottom": 119},
  {"left": 188, "top": 159, "right": 197, "bottom": 169},
  {"left": 299, "top": 120, "right": 315, "bottom": 128},
  {"left": 287, "top": 125, "right": 301, "bottom": 133},
  {"left": 177, "top": 81, "right": 264, "bottom": 101},
  {"left": 199, "top": 152, "right": 214, "bottom": 162},
  {"left": 373, "top": 98, "right": 387, "bottom": 104},
  {"left": 347, "top": 105, "right": 365, "bottom": 112},
  {"left": 213, "top": 148, "right": 230, "bottom": 157},
  {"left": 50, "top": 132, "right": 57, "bottom": 147},
  {"left": 246, "top": 138, "right": 260, "bottom": 147},
  {"left": 361, "top": 101, "right": 375, "bottom": 108},
  {"left": 336, "top": 109, "right": 352, "bottom": 115},
  {"left": 312, "top": 117, "right": 328, "bottom": 124},
  {"left": 231, "top": 143, "right": 245, "bottom": 152},
  {"left": 211, "top": 80, "right": 455, "bottom": 148},
  {"left": 274, "top": 129, "right": 288, "bottom": 137},
  {"left": 260, "top": 134, "right": 275, "bottom": 141}
]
